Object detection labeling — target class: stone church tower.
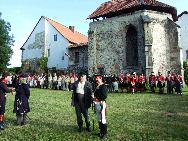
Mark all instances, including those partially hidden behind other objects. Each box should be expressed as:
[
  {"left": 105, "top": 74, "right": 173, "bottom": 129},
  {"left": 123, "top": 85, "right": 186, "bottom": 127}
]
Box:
[{"left": 87, "top": 0, "right": 181, "bottom": 76}]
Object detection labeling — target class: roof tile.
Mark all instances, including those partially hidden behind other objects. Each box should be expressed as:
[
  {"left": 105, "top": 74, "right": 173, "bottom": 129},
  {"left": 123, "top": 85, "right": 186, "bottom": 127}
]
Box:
[{"left": 88, "top": 0, "right": 177, "bottom": 20}]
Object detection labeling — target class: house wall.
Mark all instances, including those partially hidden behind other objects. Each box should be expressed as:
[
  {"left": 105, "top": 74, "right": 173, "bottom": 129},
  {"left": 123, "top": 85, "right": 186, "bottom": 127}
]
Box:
[
  {"left": 45, "top": 18, "right": 69, "bottom": 70},
  {"left": 22, "top": 17, "right": 70, "bottom": 71},
  {"left": 22, "top": 17, "right": 45, "bottom": 60},
  {"left": 68, "top": 46, "right": 88, "bottom": 73},
  {"left": 176, "top": 14, "right": 188, "bottom": 60}
]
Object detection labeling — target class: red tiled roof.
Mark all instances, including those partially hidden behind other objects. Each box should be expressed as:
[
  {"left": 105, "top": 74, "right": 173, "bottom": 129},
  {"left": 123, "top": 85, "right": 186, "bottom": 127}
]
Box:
[
  {"left": 45, "top": 17, "right": 88, "bottom": 44},
  {"left": 88, "top": 0, "right": 177, "bottom": 20}
]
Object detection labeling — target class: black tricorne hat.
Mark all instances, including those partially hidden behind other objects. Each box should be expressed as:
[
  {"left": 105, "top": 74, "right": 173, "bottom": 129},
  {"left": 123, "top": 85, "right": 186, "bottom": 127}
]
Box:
[{"left": 19, "top": 73, "right": 28, "bottom": 78}]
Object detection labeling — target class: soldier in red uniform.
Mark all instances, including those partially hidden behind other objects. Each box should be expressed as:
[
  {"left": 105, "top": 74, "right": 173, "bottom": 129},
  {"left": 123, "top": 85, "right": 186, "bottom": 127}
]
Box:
[
  {"left": 157, "top": 72, "right": 165, "bottom": 94},
  {"left": 130, "top": 72, "right": 138, "bottom": 94},
  {"left": 138, "top": 73, "right": 145, "bottom": 93},
  {"left": 149, "top": 72, "right": 156, "bottom": 93},
  {"left": 175, "top": 74, "right": 183, "bottom": 96}
]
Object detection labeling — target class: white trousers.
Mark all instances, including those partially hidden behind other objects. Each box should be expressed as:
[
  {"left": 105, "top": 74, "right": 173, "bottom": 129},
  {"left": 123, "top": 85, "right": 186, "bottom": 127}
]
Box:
[{"left": 94, "top": 101, "right": 107, "bottom": 124}]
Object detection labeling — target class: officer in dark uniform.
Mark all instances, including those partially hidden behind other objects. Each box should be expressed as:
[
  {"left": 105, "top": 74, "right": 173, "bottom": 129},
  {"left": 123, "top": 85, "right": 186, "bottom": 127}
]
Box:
[
  {"left": 93, "top": 75, "right": 108, "bottom": 139},
  {"left": 71, "top": 73, "right": 92, "bottom": 132},
  {"left": 0, "top": 73, "right": 14, "bottom": 130},
  {"left": 13, "top": 73, "right": 30, "bottom": 125}
]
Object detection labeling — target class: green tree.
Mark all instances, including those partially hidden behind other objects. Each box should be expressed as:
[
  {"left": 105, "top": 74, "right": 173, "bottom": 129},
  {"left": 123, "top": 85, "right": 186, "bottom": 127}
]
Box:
[
  {"left": 0, "top": 12, "right": 14, "bottom": 73},
  {"left": 38, "top": 57, "right": 48, "bottom": 73},
  {"left": 183, "top": 61, "right": 188, "bottom": 85}
]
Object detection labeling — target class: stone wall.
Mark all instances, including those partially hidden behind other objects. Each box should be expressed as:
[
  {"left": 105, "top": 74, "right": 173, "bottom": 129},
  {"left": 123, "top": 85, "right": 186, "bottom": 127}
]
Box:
[
  {"left": 88, "top": 10, "right": 181, "bottom": 76},
  {"left": 88, "top": 11, "right": 146, "bottom": 75}
]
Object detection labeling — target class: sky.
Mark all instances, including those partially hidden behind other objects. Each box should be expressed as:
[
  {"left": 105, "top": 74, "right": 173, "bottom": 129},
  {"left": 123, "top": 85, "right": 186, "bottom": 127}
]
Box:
[{"left": 0, "top": 0, "right": 187, "bottom": 68}]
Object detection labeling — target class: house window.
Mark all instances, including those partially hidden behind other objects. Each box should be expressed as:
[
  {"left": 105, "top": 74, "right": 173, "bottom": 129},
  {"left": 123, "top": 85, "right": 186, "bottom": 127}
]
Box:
[
  {"left": 75, "top": 52, "right": 79, "bottom": 63},
  {"left": 48, "top": 49, "right": 50, "bottom": 57},
  {"left": 62, "top": 56, "right": 64, "bottom": 60},
  {"left": 54, "top": 34, "right": 57, "bottom": 41}
]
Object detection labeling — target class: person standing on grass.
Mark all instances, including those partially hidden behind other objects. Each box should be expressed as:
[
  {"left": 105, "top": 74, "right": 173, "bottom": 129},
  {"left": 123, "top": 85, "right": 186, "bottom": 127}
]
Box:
[
  {"left": 13, "top": 73, "right": 30, "bottom": 125},
  {"left": 157, "top": 72, "right": 165, "bottom": 94},
  {"left": 149, "top": 72, "right": 156, "bottom": 93},
  {"left": 71, "top": 73, "right": 92, "bottom": 132},
  {"left": 0, "top": 73, "right": 15, "bottom": 130},
  {"left": 93, "top": 75, "right": 108, "bottom": 139}
]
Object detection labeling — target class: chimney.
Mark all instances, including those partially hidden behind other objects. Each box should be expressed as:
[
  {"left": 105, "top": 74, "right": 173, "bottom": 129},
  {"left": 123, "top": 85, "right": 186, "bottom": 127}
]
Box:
[{"left": 69, "top": 26, "right": 75, "bottom": 33}]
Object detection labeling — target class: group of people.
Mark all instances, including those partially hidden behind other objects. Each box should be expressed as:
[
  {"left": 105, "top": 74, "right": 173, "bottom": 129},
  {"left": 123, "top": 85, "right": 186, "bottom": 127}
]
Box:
[
  {"left": 71, "top": 73, "right": 108, "bottom": 139},
  {"left": 1, "top": 70, "right": 184, "bottom": 140},
  {"left": 9, "top": 73, "right": 77, "bottom": 91},
  {"left": 0, "top": 73, "right": 30, "bottom": 130},
  {"left": 7, "top": 70, "right": 184, "bottom": 96},
  {"left": 98, "top": 71, "right": 183, "bottom": 95},
  {"left": 0, "top": 72, "right": 108, "bottom": 139}
]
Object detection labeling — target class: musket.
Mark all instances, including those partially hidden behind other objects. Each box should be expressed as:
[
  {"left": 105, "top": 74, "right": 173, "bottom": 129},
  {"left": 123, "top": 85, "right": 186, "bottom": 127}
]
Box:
[{"left": 17, "top": 99, "right": 31, "bottom": 120}]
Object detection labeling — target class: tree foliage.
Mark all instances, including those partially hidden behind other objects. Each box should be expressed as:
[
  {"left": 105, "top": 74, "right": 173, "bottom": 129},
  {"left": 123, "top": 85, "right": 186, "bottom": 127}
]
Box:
[
  {"left": 8, "top": 67, "right": 22, "bottom": 74},
  {"left": 38, "top": 56, "right": 48, "bottom": 73},
  {"left": 183, "top": 61, "right": 188, "bottom": 85},
  {"left": 0, "top": 12, "right": 14, "bottom": 73}
]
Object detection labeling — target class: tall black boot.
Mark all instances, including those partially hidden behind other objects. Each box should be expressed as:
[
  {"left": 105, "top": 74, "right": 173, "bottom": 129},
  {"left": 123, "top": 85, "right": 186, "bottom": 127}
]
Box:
[
  {"left": 16, "top": 114, "right": 23, "bottom": 125},
  {"left": 78, "top": 122, "right": 83, "bottom": 132},
  {"left": 98, "top": 122, "right": 102, "bottom": 136},
  {"left": 22, "top": 114, "right": 27, "bottom": 125},
  {"left": 100, "top": 124, "right": 107, "bottom": 139}
]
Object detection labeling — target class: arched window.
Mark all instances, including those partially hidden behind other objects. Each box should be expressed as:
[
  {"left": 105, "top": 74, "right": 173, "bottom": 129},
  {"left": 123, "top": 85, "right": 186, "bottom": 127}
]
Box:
[{"left": 126, "top": 25, "right": 138, "bottom": 66}]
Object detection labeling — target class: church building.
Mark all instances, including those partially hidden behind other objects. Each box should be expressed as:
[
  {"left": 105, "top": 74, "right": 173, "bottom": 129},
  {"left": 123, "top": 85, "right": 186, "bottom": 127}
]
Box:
[{"left": 87, "top": 0, "right": 181, "bottom": 76}]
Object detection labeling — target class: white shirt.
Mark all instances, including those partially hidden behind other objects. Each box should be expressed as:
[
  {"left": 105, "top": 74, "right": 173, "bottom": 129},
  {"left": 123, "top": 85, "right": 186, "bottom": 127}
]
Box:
[{"left": 76, "top": 82, "right": 85, "bottom": 94}]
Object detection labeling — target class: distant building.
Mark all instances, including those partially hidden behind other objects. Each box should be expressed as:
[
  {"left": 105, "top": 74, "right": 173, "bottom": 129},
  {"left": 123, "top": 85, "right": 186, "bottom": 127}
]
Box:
[
  {"left": 20, "top": 16, "right": 88, "bottom": 73},
  {"left": 176, "top": 11, "right": 188, "bottom": 60},
  {"left": 87, "top": 0, "right": 181, "bottom": 76}
]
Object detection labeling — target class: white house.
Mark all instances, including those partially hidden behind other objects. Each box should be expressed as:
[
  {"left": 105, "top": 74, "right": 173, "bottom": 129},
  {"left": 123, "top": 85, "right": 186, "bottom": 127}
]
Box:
[
  {"left": 176, "top": 11, "right": 188, "bottom": 60},
  {"left": 21, "top": 16, "right": 88, "bottom": 71}
]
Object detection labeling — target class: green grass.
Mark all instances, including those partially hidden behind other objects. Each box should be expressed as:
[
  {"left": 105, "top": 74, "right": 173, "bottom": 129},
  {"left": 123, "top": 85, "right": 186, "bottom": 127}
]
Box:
[{"left": 0, "top": 88, "right": 188, "bottom": 141}]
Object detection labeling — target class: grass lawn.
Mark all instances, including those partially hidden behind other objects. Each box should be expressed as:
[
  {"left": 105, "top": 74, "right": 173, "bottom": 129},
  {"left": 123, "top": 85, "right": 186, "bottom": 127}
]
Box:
[{"left": 0, "top": 88, "right": 188, "bottom": 141}]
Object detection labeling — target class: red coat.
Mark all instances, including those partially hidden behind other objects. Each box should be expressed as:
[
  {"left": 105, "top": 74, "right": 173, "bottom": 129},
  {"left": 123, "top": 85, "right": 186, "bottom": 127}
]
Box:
[
  {"left": 157, "top": 75, "right": 165, "bottom": 82},
  {"left": 139, "top": 75, "right": 145, "bottom": 83},
  {"left": 178, "top": 75, "right": 183, "bottom": 82},
  {"left": 131, "top": 75, "right": 138, "bottom": 86},
  {"left": 149, "top": 75, "right": 156, "bottom": 84}
]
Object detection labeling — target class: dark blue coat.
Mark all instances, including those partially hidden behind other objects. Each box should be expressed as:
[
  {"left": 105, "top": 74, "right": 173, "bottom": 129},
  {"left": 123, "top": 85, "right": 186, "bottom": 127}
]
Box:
[
  {"left": 13, "top": 83, "right": 30, "bottom": 114},
  {"left": 72, "top": 81, "right": 92, "bottom": 109}
]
